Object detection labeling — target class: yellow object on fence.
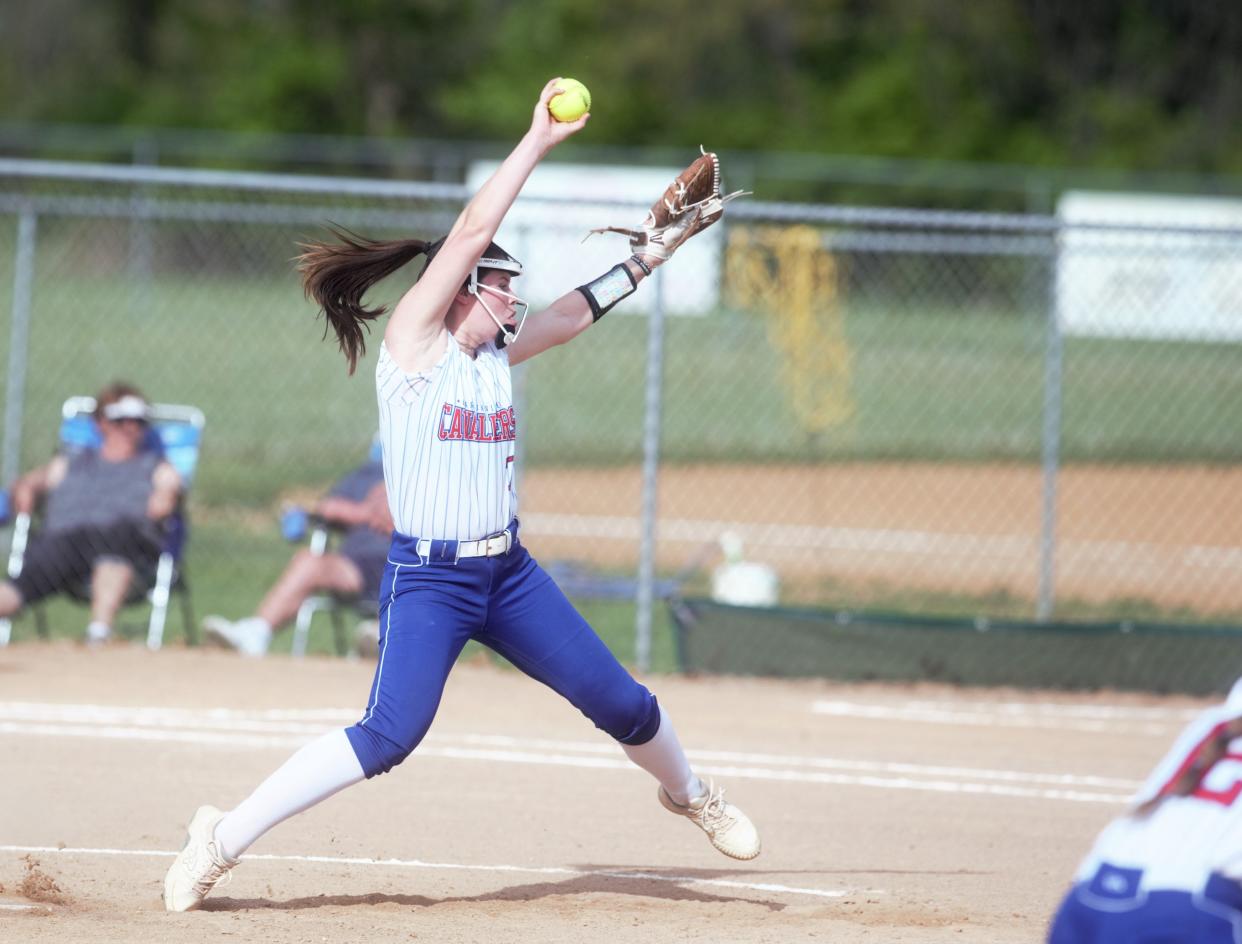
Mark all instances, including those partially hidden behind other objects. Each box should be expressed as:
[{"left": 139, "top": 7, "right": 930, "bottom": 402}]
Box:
[{"left": 726, "top": 225, "right": 854, "bottom": 435}]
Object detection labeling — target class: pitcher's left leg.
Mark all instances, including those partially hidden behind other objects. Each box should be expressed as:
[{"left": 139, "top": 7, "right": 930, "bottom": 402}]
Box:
[
  {"left": 480, "top": 548, "right": 760, "bottom": 859},
  {"left": 479, "top": 547, "right": 657, "bottom": 743}
]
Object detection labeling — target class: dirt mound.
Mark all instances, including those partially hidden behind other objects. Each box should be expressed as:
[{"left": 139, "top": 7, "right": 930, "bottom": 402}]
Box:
[{"left": 19, "top": 855, "right": 70, "bottom": 905}]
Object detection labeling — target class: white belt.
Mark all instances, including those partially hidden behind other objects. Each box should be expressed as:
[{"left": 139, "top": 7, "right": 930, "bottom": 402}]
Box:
[{"left": 415, "top": 530, "right": 513, "bottom": 560}]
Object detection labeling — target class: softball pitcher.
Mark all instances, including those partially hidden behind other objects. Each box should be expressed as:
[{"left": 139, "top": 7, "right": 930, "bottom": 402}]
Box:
[
  {"left": 164, "top": 78, "right": 759, "bottom": 912},
  {"left": 1048, "top": 680, "right": 1242, "bottom": 942}
]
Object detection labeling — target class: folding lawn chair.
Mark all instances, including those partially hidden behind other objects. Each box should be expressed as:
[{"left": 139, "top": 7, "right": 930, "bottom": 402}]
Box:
[
  {"left": 0, "top": 396, "right": 205, "bottom": 649},
  {"left": 288, "top": 438, "right": 384, "bottom": 658}
]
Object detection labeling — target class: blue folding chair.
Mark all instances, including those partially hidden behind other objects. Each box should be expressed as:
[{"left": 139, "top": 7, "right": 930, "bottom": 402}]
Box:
[{"left": 0, "top": 396, "right": 205, "bottom": 649}]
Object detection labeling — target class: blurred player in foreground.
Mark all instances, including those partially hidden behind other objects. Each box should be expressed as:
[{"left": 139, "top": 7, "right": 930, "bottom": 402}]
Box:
[
  {"left": 201, "top": 456, "right": 390, "bottom": 657},
  {"left": 163, "top": 78, "right": 758, "bottom": 912},
  {"left": 1048, "top": 680, "right": 1242, "bottom": 942}
]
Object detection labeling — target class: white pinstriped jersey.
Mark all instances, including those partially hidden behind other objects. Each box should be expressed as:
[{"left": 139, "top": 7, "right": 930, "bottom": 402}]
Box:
[
  {"left": 1074, "top": 698, "right": 1242, "bottom": 893},
  {"left": 376, "top": 337, "right": 517, "bottom": 540}
]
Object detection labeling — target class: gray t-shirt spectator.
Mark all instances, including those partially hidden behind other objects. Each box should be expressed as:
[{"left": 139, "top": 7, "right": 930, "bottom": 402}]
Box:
[{"left": 43, "top": 450, "right": 164, "bottom": 544}]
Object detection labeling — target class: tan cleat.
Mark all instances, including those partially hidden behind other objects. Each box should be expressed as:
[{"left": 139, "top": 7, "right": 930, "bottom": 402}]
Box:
[
  {"left": 659, "top": 780, "right": 761, "bottom": 860},
  {"left": 163, "top": 805, "right": 239, "bottom": 912}
]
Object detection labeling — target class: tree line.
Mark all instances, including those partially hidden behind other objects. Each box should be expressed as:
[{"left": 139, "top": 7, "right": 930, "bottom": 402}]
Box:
[{"left": 3, "top": 1, "right": 1239, "bottom": 181}]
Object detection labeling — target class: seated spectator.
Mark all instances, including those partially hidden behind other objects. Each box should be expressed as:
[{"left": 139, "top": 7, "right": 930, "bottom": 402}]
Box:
[
  {"left": 202, "top": 458, "right": 391, "bottom": 657},
  {"left": 0, "top": 382, "right": 182, "bottom": 644}
]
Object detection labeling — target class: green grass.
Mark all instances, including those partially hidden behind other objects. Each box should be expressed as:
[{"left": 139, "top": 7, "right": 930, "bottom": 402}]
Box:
[
  {"left": 2, "top": 516, "right": 683, "bottom": 670},
  {"left": 526, "top": 301, "right": 1242, "bottom": 464},
  {"left": 3, "top": 264, "right": 1240, "bottom": 510},
  {"left": 4, "top": 493, "right": 1234, "bottom": 656},
  {"left": 2, "top": 238, "right": 1240, "bottom": 634}
]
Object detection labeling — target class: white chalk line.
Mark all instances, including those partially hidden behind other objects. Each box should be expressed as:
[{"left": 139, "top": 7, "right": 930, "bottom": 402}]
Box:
[
  {"left": 1, "top": 703, "right": 1140, "bottom": 792},
  {"left": 1, "top": 697, "right": 1195, "bottom": 726},
  {"left": 878, "top": 700, "right": 1200, "bottom": 721},
  {"left": 0, "top": 703, "right": 1140, "bottom": 787},
  {"left": 811, "top": 699, "right": 1195, "bottom": 736},
  {"left": 0, "top": 845, "right": 851, "bottom": 902},
  {"left": 0, "top": 701, "right": 1136, "bottom": 804}
]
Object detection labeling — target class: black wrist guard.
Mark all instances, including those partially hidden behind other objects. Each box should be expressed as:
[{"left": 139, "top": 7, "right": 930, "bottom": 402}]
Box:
[{"left": 576, "top": 262, "right": 638, "bottom": 322}]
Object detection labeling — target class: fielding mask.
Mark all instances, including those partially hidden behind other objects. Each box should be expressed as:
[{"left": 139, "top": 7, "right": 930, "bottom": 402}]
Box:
[{"left": 468, "top": 250, "right": 528, "bottom": 347}]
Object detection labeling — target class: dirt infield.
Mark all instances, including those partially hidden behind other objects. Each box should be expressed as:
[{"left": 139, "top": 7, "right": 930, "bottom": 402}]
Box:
[
  {"left": 521, "top": 462, "right": 1242, "bottom": 613},
  {"left": 0, "top": 641, "right": 1215, "bottom": 943}
]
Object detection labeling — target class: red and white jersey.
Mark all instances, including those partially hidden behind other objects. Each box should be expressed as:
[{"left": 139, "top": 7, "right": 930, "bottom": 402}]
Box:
[
  {"left": 376, "top": 337, "right": 517, "bottom": 541},
  {"left": 1075, "top": 689, "right": 1242, "bottom": 893}
]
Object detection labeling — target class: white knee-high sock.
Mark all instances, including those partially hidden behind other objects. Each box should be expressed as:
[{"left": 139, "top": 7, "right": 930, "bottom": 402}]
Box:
[
  {"left": 621, "top": 705, "right": 704, "bottom": 806},
  {"left": 214, "top": 729, "right": 365, "bottom": 860}
]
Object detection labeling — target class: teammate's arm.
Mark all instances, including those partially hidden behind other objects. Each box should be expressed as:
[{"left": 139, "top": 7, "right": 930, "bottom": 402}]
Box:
[
  {"left": 314, "top": 496, "right": 368, "bottom": 528},
  {"left": 506, "top": 257, "right": 653, "bottom": 366},
  {"left": 385, "top": 79, "right": 588, "bottom": 371},
  {"left": 316, "top": 483, "right": 393, "bottom": 534}
]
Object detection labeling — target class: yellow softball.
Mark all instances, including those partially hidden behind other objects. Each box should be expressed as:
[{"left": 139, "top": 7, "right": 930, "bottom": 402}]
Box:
[{"left": 548, "top": 78, "right": 591, "bottom": 122}]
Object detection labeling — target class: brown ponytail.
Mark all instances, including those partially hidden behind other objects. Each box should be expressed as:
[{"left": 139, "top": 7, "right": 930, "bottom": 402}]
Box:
[{"left": 297, "top": 227, "right": 433, "bottom": 374}]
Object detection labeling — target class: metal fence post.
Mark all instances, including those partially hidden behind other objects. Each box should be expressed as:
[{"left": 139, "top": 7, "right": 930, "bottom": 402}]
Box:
[
  {"left": 1037, "top": 225, "right": 1063, "bottom": 621},
  {"left": 634, "top": 268, "right": 666, "bottom": 672},
  {"left": 3, "top": 206, "right": 37, "bottom": 488}
]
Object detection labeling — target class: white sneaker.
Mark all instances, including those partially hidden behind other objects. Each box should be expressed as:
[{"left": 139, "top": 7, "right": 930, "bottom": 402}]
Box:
[
  {"left": 163, "top": 805, "right": 239, "bottom": 912},
  {"left": 85, "top": 622, "right": 112, "bottom": 646},
  {"left": 659, "top": 780, "right": 761, "bottom": 860},
  {"left": 202, "top": 616, "right": 271, "bottom": 657}
]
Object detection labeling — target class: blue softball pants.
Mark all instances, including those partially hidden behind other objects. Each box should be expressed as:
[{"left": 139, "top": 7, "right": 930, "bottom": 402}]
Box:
[
  {"left": 344, "top": 523, "right": 660, "bottom": 778},
  {"left": 1048, "top": 865, "right": 1242, "bottom": 943}
]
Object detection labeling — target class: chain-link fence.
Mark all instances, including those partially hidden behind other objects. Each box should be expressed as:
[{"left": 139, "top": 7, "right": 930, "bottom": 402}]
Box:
[{"left": 1, "top": 159, "right": 1240, "bottom": 677}]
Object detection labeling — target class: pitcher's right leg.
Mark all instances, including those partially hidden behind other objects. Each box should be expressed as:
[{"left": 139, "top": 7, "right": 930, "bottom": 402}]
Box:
[{"left": 345, "top": 556, "right": 483, "bottom": 776}]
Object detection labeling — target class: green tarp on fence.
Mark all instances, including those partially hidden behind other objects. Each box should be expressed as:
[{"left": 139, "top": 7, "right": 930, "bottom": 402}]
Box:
[{"left": 668, "top": 598, "right": 1242, "bottom": 695}]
